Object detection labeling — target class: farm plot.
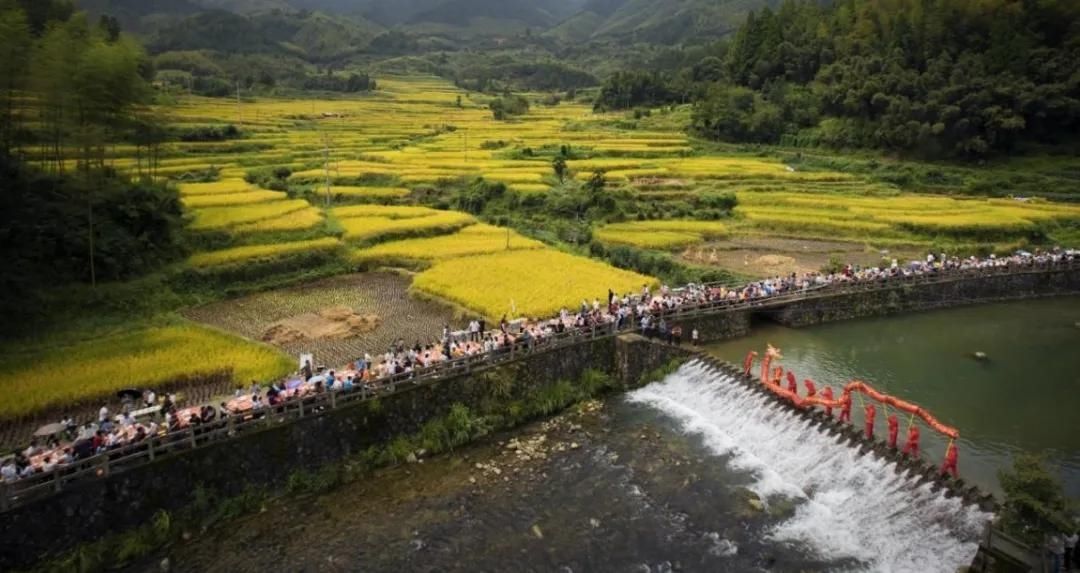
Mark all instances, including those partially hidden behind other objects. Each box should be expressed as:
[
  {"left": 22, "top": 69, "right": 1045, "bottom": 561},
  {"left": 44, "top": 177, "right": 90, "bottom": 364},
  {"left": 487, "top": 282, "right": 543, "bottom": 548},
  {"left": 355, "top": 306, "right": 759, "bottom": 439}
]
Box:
[
  {"left": 733, "top": 191, "right": 1080, "bottom": 248},
  {"left": 352, "top": 223, "right": 545, "bottom": 267},
  {"left": 595, "top": 220, "right": 729, "bottom": 249},
  {"left": 183, "top": 273, "right": 464, "bottom": 368},
  {"left": 412, "top": 249, "right": 657, "bottom": 321},
  {"left": 332, "top": 204, "right": 476, "bottom": 243},
  {"left": 0, "top": 323, "right": 294, "bottom": 420}
]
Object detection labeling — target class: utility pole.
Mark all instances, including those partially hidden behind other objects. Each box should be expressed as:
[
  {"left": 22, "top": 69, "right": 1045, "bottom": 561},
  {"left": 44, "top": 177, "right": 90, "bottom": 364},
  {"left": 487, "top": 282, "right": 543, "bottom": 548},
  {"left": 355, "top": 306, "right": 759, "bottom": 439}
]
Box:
[
  {"left": 322, "top": 131, "right": 332, "bottom": 207},
  {"left": 236, "top": 80, "right": 242, "bottom": 127},
  {"left": 88, "top": 198, "right": 96, "bottom": 288}
]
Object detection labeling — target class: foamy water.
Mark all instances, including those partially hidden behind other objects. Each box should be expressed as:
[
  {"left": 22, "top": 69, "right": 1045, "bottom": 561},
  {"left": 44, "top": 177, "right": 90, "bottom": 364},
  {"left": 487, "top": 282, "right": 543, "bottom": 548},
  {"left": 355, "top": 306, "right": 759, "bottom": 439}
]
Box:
[{"left": 627, "top": 360, "right": 991, "bottom": 573}]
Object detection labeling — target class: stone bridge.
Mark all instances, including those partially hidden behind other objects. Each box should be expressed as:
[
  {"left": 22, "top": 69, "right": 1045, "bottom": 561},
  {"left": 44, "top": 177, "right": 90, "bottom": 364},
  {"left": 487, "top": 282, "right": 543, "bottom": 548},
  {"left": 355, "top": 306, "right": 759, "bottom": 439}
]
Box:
[{"left": 1, "top": 262, "right": 1077, "bottom": 568}]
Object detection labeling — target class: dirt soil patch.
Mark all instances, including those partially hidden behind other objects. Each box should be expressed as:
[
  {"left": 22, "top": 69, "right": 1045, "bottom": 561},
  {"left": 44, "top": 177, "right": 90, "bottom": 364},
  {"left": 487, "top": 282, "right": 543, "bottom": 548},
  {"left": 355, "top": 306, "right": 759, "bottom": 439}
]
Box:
[
  {"left": 681, "top": 236, "right": 915, "bottom": 278},
  {"left": 184, "top": 272, "right": 464, "bottom": 368},
  {"left": 261, "top": 306, "right": 381, "bottom": 346}
]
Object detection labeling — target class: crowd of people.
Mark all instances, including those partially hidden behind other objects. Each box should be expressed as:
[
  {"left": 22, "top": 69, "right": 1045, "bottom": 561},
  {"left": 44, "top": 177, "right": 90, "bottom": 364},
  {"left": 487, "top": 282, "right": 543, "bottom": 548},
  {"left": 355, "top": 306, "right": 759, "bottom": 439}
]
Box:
[{"left": 2, "top": 248, "right": 1075, "bottom": 487}]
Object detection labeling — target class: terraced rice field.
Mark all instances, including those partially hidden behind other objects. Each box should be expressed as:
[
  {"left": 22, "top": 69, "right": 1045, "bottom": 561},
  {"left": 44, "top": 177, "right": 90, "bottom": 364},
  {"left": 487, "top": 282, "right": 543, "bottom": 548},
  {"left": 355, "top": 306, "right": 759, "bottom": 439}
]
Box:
[
  {"left": 734, "top": 191, "right": 1080, "bottom": 247},
  {"left": 352, "top": 223, "right": 545, "bottom": 267},
  {"left": 0, "top": 324, "right": 294, "bottom": 420},
  {"left": 412, "top": 249, "right": 657, "bottom": 320},
  {"left": 57, "top": 74, "right": 1077, "bottom": 258},
  {"left": 188, "top": 238, "right": 343, "bottom": 268},
  {"left": 331, "top": 205, "right": 476, "bottom": 242},
  {"left": 595, "top": 220, "right": 729, "bottom": 249}
]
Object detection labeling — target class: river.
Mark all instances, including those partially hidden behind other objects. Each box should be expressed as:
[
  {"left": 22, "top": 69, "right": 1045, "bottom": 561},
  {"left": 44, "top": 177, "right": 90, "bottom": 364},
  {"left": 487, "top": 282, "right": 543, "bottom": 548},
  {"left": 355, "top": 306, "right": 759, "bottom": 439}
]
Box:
[
  {"left": 707, "top": 296, "right": 1080, "bottom": 499},
  {"left": 148, "top": 299, "right": 1078, "bottom": 572}
]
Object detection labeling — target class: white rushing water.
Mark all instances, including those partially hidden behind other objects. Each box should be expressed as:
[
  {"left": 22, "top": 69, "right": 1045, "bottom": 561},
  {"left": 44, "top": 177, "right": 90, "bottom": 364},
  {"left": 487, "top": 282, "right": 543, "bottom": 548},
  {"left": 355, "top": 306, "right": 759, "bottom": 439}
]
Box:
[{"left": 626, "top": 360, "right": 991, "bottom": 573}]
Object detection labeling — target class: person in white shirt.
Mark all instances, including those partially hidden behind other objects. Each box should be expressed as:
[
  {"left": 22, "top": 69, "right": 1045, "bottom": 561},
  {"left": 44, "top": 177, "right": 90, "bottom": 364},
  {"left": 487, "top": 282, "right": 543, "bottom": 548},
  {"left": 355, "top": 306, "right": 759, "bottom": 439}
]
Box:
[
  {"left": 1066, "top": 530, "right": 1078, "bottom": 571},
  {"left": 98, "top": 405, "right": 109, "bottom": 423},
  {"left": 0, "top": 462, "right": 17, "bottom": 483},
  {"left": 1048, "top": 533, "right": 1066, "bottom": 572}
]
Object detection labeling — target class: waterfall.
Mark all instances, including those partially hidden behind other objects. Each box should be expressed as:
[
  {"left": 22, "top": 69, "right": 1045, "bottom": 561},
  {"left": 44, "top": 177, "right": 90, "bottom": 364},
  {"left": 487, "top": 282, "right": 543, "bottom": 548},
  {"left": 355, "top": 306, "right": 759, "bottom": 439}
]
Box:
[{"left": 627, "top": 360, "right": 990, "bottom": 573}]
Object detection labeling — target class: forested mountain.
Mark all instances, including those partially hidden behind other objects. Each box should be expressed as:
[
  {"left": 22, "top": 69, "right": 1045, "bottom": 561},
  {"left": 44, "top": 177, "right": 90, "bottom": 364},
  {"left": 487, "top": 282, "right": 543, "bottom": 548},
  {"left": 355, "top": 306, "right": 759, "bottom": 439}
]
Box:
[
  {"left": 407, "top": 0, "right": 567, "bottom": 31},
  {"left": 594, "top": 0, "right": 1080, "bottom": 158},
  {"left": 149, "top": 8, "right": 381, "bottom": 58},
  {"left": 585, "top": 0, "right": 780, "bottom": 43}
]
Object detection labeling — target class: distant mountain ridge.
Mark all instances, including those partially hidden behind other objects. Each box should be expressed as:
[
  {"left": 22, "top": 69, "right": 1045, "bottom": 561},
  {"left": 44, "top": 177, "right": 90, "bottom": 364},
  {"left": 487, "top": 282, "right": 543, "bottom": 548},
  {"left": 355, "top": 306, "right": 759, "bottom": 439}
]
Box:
[{"left": 79, "top": 0, "right": 777, "bottom": 45}]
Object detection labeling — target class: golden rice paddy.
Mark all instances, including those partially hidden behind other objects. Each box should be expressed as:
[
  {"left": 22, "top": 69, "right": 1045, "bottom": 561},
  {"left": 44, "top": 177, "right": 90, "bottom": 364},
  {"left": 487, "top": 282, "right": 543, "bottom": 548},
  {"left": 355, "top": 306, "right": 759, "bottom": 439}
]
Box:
[
  {"left": 595, "top": 220, "right": 729, "bottom": 249},
  {"left": 352, "top": 223, "right": 545, "bottom": 266},
  {"left": 0, "top": 324, "right": 294, "bottom": 419},
  {"left": 412, "top": 249, "right": 657, "bottom": 320},
  {"left": 188, "top": 237, "right": 342, "bottom": 268}
]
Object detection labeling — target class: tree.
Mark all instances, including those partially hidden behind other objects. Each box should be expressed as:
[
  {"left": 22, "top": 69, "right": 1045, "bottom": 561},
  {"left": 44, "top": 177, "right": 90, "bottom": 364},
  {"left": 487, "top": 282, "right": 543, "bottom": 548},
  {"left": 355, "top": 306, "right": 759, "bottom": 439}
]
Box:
[
  {"left": 489, "top": 94, "right": 529, "bottom": 120},
  {"left": 552, "top": 154, "right": 567, "bottom": 183},
  {"left": 998, "top": 454, "right": 1073, "bottom": 545},
  {"left": 692, "top": 84, "right": 784, "bottom": 143},
  {"left": 586, "top": 170, "right": 606, "bottom": 197},
  {"left": 0, "top": 2, "right": 30, "bottom": 154}
]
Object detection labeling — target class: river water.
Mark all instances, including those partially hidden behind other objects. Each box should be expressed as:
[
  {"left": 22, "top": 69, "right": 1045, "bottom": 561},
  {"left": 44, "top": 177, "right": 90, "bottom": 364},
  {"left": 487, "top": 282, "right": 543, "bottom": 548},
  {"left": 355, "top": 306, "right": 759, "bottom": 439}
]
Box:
[
  {"left": 150, "top": 299, "right": 1078, "bottom": 573},
  {"left": 707, "top": 296, "right": 1080, "bottom": 499}
]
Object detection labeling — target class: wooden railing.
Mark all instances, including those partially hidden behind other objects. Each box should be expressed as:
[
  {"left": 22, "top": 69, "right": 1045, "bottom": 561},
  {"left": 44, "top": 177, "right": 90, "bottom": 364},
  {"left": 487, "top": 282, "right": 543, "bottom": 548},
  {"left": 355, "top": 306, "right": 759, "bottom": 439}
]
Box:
[{"left": 2, "top": 259, "right": 1076, "bottom": 511}]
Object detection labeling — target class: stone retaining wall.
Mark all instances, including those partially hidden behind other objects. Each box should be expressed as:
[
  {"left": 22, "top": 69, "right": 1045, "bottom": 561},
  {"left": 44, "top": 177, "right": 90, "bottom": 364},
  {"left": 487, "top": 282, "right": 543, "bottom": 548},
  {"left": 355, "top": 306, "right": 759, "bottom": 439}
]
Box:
[{"left": 766, "top": 265, "right": 1080, "bottom": 327}]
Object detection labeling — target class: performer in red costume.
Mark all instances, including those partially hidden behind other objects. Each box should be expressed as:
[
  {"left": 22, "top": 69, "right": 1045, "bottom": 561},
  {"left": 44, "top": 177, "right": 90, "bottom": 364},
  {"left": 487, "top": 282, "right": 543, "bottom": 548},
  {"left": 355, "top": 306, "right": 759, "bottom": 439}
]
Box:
[
  {"left": 887, "top": 414, "right": 899, "bottom": 449},
  {"left": 864, "top": 403, "right": 877, "bottom": 440},
  {"left": 941, "top": 442, "right": 959, "bottom": 478},
  {"left": 902, "top": 424, "right": 920, "bottom": 458},
  {"left": 821, "top": 387, "right": 834, "bottom": 417}
]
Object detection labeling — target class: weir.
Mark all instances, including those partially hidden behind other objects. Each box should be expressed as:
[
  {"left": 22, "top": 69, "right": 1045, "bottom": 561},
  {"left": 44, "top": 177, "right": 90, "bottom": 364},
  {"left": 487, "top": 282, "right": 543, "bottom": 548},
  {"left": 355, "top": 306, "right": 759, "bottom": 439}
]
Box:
[{"left": 628, "top": 358, "right": 992, "bottom": 571}]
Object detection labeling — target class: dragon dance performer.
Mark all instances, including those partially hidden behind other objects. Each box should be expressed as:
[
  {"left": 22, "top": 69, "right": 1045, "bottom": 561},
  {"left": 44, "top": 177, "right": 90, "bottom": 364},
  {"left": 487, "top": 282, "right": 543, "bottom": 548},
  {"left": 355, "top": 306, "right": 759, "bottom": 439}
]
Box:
[
  {"left": 941, "top": 442, "right": 959, "bottom": 478},
  {"left": 887, "top": 414, "right": 899, "bottom": 449},
  {"left": 820, "top": 386, "right": 834, "bottom": 417},
  {"left": 839, "top": 394, "right": 852, "bottom": 423},
  {"left": 864, "top": 403, "right": 877, "bottom": 440},
  {"left": 902, "top": 424, "right": 920, "bottom": 458}
]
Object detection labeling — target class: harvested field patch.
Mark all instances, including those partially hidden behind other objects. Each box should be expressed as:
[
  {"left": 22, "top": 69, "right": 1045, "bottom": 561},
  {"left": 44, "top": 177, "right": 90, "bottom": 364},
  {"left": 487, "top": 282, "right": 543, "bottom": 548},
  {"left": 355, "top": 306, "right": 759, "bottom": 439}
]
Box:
[
  {"left": 183, "top": 273, "right": 464, "bottom": 367},
  {"left": 261, "top": 306, "right": 381, "bottom": 345}
]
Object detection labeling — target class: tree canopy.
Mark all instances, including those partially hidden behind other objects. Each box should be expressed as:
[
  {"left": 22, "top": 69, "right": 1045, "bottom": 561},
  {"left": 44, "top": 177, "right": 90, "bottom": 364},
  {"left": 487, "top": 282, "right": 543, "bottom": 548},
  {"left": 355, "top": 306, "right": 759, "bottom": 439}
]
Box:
[{"left": 598, "top": 0, "right": 1080, "bottom": 158}]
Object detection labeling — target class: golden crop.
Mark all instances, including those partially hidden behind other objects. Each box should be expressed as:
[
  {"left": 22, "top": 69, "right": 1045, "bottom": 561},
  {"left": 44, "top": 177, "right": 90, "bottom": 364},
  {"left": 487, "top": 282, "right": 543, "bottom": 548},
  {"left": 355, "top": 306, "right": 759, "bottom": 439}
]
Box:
[
  {"left": 0, "top": 324, "right": 294, "bottom": 419},
  {"left": 190, "top": 199, "right": 311, "bottom": 231},
  {"left": 338, "top": 212, "right": 475, "bottom": 242},
  {"left": 595, "top": 220, "right": 729, "bottom": 249},
  {"left": 182, "top": 189, "right": 287, "bottom": 208},
  {"left": 352, "top": 223, "right": 544, "bottom": 265},
  {"left": 188, "top": 237, "right": 342, "bottom": 268},
  {"left": 412, "top": 249, "right": 657, "bottom": 321}
]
